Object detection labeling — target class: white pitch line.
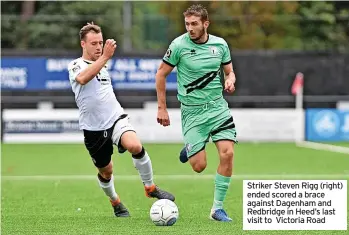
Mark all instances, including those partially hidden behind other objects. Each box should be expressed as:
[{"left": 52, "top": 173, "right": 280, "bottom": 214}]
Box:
[
  {"left": 296, "top": 141, "right": 349, "bottom": 155},
  {"left": 2, "top": 174, "right": 349, "bottom": 181}
]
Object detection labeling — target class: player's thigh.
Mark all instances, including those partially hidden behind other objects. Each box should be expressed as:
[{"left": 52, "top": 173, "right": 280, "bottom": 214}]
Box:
[
  {"left": 211, "top": 125, "right": 237, "bottom": 164},
  {"left": 211, "top": 127, "right": 237, "bottom": 146},
  {"left": 111, "top": 115, "right": 139, "bottom": 154},
  {"left": 210, "top": 101, "right": 238, "bottom": 145},
  {"left": 83, "top": 129, "right": 114, "bottom": 169}
]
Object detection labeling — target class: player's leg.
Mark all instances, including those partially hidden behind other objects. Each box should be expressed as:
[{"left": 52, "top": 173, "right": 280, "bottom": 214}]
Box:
[
  {"left": 111, "top": 116, "right": 175, "bottom": 201},
  {"left": 209, "top": 140, "right": 235, "bottom": 222},
  {"left": 209, "top": 100, "right": 237, "bottom": 222},
  {"left": 83, "top": 129, "right": 130, "bottom": 217},
  {"left": 96, "top": 160, "right": 130, "bottom": 217}
]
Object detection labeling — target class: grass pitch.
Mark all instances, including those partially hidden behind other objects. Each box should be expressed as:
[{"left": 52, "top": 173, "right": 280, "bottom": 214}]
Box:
[{"left": 2, "top": 143, "right": 349, "bottom": 235}]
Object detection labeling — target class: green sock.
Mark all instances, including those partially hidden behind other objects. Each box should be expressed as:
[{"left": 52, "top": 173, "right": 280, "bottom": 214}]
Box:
[{"left": 212, "top": 172, "right": 231, "bottom": 210}]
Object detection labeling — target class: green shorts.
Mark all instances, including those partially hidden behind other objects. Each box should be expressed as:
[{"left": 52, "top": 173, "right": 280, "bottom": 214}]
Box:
[{"left": 180, "top": 96, "right": 238, "bottom": 158}]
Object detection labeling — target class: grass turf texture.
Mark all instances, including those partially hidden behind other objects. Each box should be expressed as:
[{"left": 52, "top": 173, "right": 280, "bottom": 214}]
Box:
[{"left": 2, "top": 143, "right": 349, "bottom": 235}]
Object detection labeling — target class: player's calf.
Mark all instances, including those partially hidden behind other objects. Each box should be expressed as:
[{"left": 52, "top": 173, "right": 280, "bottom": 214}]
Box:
[
  {"left": 97, "top": 162, "right": 119, "bottom": 202},
  {"left": 96, "top": 163, "right": 131, "bottom": 217},
  {"left": 120, "top": 131, "right": 154, "bottom": 186}
]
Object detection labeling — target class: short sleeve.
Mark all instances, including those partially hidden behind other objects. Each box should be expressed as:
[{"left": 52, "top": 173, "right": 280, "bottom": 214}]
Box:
[
  {"left": 162, "top": 42, "right": 180, "bottom": 67},
  {"left": 221, "top": 40, "right": 232, "bottom": 65},
  {"left": 68, "top": 60, "right": 87, "bottom": 82}
]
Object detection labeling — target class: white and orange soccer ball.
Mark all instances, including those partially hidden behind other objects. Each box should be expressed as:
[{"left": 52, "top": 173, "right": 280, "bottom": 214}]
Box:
[{"left": 149, "top": 199, "right": 179, "bottom": 226}]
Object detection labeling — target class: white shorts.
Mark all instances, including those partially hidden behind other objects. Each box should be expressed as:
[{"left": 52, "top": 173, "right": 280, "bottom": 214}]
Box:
[{"left": 111, "top": 114, "right": 136, "bottom": 153}]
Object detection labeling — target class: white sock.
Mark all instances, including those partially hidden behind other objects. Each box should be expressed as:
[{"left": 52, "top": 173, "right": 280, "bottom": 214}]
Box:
[
  {"left": 97, "top": 174, "right": 118, "bottom": 201},
  {"left": 132, "top": 149, "right": 154, "bottom": 187}
]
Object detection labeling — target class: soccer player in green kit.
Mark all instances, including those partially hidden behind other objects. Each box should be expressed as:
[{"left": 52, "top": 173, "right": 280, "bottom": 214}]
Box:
[{"left": 155, "top": 4, "right": 237, "bottom": 222}]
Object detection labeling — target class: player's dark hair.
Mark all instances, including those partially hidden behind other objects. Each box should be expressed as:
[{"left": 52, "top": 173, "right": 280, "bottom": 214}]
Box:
[
  {"left": 79, "top": 22, "right": 101, "bottom": 41},
  {"left": 183, "top": 4, "right": 209, "bottom": 22}
]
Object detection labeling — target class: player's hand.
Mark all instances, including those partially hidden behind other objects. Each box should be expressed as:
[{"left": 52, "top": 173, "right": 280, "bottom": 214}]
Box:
[
  {"left": 224, "top": 78, "right": 235, "bottom": 93},
  {"left": 157, "top": 108, "right": 171, "bottom": 126},
  {"left": 102, "top": 39, "right": 117, "bottom": 59}
]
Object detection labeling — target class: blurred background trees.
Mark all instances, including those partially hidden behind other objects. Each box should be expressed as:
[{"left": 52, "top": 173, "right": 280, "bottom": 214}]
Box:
[{"left": 2, "top": 1, "right": 349, "bottom": 52}]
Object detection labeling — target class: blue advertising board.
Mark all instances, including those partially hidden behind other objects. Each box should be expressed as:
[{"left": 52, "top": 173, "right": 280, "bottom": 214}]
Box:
[
  {"left": 1, "top": 57, "right": 178, "bottom": 90},
  {"left": 306, "top": 109, "right": 349, "bottom": 141}
]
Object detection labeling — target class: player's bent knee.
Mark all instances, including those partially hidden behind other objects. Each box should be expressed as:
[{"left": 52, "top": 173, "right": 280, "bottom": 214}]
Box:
[
  {"left": 98, "top": 161, "right": 113, "bottom": 179},
  {"left": 99, "top": 170, "right": 113, "bottom": 180},
  {"left": 191, "top": 158, "right": 207, "bottom": 173},
  {"left": 120, "top": 131, "right": 143, "bottom": 155},
  {"left": 192, "top": 162, "right": 207, "bottom": 173},
  {"left": 127, "top": 143, "right": 143, "bottom": 155},
  {"left": 189, "top": 150, "right": 207, "bottom": 173},
  {"left": 219, "top": 147, "right": 234, "bottom": 162},
  {"left": 218, "top": 147, "right": 234, "bottom": 173}
]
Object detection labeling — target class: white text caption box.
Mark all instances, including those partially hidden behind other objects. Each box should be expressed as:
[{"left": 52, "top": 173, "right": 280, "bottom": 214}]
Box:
[{"left": 243, "top": 180, "right": 347, "bottom": 230}]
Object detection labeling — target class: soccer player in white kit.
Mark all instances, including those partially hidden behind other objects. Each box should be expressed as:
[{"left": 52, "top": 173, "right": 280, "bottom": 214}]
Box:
[{"left": 67, "top": 23, "right": 175, "bottom": 217}]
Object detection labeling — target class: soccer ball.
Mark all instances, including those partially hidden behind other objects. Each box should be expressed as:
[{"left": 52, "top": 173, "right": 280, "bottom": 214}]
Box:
[{"left": 149, "top": 199, "right": 179, "bottom": 226}]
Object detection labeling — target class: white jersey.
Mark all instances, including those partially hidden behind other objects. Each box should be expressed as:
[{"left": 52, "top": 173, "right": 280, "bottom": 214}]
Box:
[{"left": 67, "top": 57, "right": 124, "bottom": 131}]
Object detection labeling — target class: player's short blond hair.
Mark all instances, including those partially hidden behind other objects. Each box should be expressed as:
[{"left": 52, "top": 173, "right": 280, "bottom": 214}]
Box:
[
  {"left": 183, "top": 4, "right": 209, "bottom": 22},
  {"left": 79, "top": 22, "right": 102, "bottom": 41}
]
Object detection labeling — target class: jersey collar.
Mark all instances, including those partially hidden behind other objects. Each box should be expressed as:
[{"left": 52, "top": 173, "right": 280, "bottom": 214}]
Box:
[
  {"left": 190, "top": 34, "right": 210, "bottom": 45},
  {"left": 81, "top": 57, "right": 94, "bottom": 64}
]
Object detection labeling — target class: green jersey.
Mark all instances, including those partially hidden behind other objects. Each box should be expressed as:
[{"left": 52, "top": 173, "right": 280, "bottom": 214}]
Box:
[{"left": 163, "top": 33, "right": 232, "bottom": 105}]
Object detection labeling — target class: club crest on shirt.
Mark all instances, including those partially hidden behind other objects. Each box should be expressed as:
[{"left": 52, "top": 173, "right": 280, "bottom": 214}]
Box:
[{"left": 209, "top": 46, "right": 218, "bottom": 56}]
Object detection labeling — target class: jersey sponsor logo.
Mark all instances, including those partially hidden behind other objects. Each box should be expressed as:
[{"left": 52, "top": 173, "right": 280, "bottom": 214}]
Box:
[
  {"left": 183, "top": 69, "right": 220, "bottom": 94},
  {"left": 96, "top": 69, "right": 111, "bottom": 85}
]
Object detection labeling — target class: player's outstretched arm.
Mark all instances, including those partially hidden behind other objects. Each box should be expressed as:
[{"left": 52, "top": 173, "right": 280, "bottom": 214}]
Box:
[
  {"left": 76, "top": 39, "right": 117, "bottom": 85},
  {"left": 155, "top": 62, "right": 174, "bottom": 126},
  {"left": 223, "top": 62, "right": 236, "bottom": 93}
]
